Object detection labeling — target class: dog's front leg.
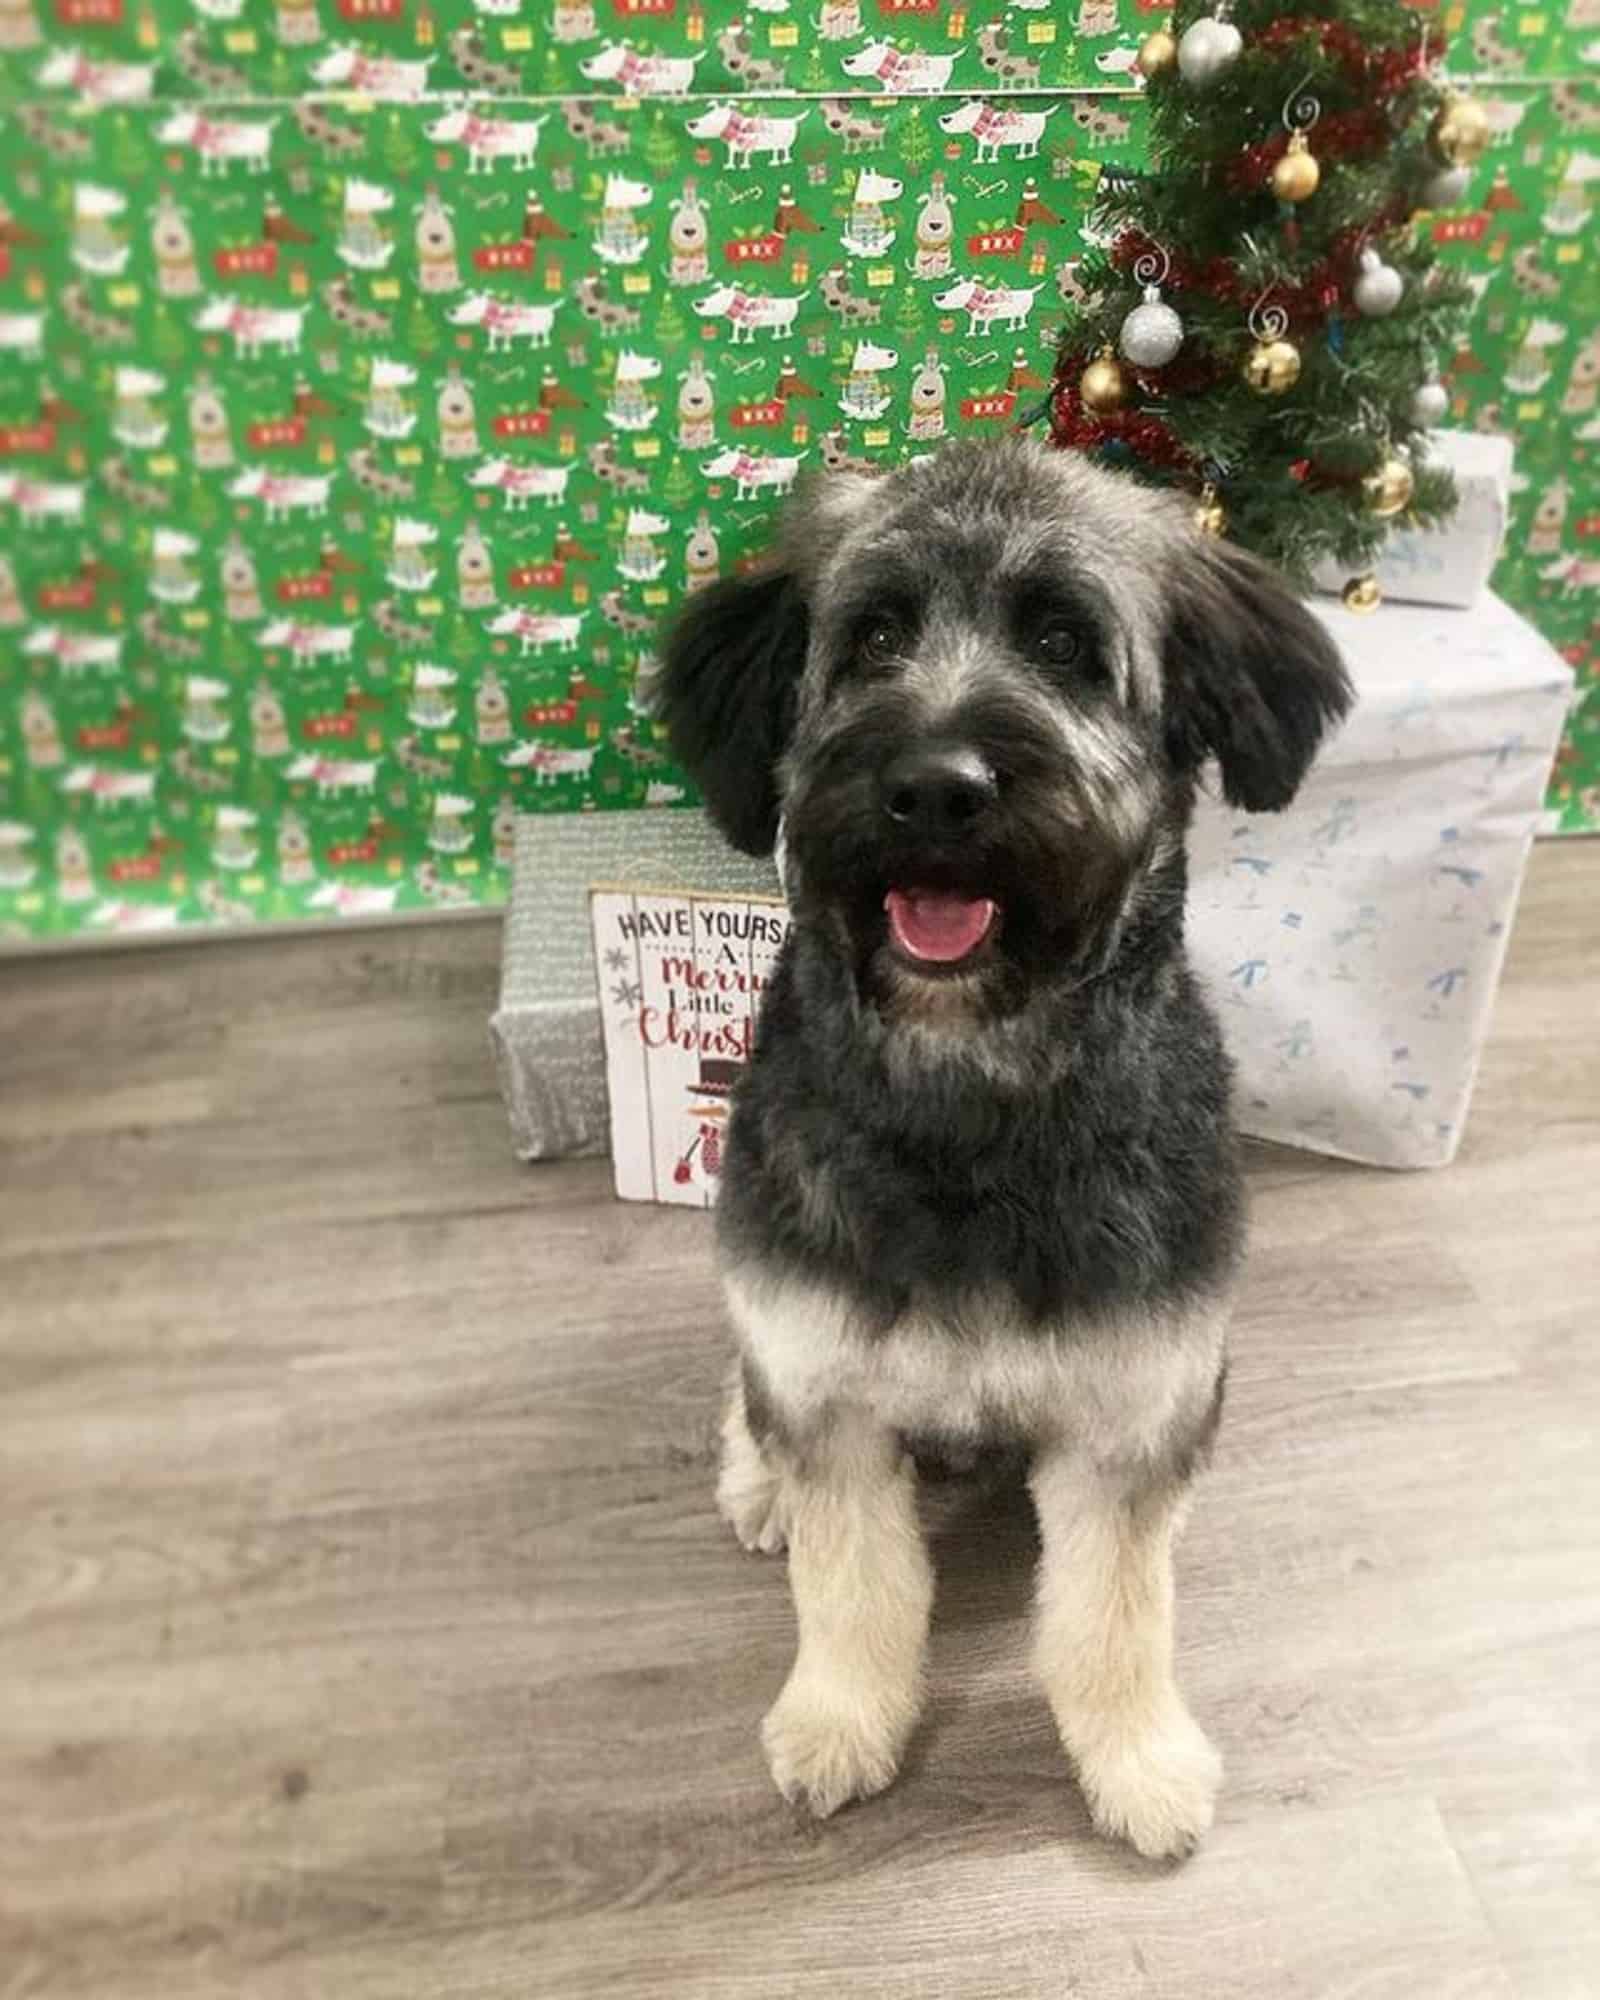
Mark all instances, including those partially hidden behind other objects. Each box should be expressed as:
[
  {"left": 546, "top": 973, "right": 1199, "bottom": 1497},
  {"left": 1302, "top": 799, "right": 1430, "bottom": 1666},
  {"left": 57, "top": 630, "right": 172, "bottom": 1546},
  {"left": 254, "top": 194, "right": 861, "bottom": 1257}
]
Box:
[
  {"left": 761, "top": 1405, "right": 932, "bottom": 1818},
  {"left": 1029, "top": 1450, "right": 1220, "bottom": 1860}
]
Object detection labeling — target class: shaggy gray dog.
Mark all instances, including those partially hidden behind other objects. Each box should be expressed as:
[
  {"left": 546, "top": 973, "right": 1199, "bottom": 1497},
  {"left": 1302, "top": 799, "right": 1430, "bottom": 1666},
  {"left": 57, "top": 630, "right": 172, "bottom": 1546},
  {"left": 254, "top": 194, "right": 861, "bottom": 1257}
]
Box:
[{"left": 660, "top": 436, "right": 1352, "bottom": 1857}]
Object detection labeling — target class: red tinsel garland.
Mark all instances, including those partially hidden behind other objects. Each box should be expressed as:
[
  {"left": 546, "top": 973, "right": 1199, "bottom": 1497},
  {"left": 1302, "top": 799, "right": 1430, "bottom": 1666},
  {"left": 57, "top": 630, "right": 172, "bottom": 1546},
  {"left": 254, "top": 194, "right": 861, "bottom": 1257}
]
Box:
[
  {"left": 1111, "top": 206, "right": 1412, "bottom": 319},
  {"left": 1048, "top": 378, "right": 1200, "bottom": 476},
  {"left": 1254, "top": 16, "right": 1444, "bottom": 95},
  {"left": 1232, "top": 108, "right": 1393, "bottom": 190}
]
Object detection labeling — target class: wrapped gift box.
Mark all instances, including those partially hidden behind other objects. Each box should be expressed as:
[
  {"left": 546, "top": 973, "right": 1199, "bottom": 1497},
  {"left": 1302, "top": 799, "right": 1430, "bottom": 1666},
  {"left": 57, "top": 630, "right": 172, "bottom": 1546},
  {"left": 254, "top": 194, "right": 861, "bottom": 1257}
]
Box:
[
  {"left": 494, "top": 593, "right": 1572, "bottom": 1173},
  {"left": 1312, "top": 431, "right": 1513, "bottom": 612},
  {"left": 492, "top": 811, "right": 779, "bottom": 1164}
]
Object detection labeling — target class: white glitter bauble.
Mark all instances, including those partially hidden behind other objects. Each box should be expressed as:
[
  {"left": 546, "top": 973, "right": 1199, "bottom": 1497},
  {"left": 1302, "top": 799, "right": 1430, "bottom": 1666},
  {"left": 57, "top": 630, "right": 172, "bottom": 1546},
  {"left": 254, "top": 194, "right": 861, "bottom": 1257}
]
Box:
[
  {"left": 1410, "top": 379, "right": 1449, "bottom": 427},
  {"left": 1118, "top": 289, "right": 1184, "bottom": 368},
  {"left": 1353, "top": 247, "right": 1404, "bottom": 318},
  {"left": 1177, "top": 16, "right": 1242, "bottom": 86},
  {"left": 1422, "top": 164, "right": 1472, "bottom": 210}
]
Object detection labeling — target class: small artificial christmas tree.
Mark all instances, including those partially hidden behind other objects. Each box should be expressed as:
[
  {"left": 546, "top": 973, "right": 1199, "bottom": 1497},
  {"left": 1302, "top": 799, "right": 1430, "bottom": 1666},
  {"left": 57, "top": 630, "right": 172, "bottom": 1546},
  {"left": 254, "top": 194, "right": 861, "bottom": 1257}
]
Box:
[{"left": 1048, "top": 0, "right": 1480, "bottom": 605}]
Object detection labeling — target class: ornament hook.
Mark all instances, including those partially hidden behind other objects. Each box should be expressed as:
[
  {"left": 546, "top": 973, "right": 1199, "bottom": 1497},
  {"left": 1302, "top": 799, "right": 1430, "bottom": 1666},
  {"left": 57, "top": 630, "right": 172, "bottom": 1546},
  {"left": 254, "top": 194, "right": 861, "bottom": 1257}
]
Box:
[
  {"left": 1282, "top": 78, "right": 1323, "bottom": 135},
  {"left": 1248, "top": 291, "right": 1290, "bottom": 343},
  {"left": 1131, "top": 243, "right": 1172, "bottom": 290}
]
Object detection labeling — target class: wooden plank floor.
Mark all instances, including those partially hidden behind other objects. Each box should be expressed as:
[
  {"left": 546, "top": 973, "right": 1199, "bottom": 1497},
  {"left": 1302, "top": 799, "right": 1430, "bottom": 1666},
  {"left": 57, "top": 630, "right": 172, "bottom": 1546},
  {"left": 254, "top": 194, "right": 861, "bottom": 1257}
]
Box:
[{"left": 2, "top": 844, "right": 1597, "bottom": 2000}]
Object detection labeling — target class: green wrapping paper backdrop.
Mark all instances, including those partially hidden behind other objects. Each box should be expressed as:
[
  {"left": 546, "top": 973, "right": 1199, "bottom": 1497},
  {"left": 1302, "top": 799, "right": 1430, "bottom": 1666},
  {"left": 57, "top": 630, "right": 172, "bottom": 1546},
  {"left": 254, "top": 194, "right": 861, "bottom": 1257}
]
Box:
[{"left": 0, "top": 1, "right": 1595, "bottom": 941}]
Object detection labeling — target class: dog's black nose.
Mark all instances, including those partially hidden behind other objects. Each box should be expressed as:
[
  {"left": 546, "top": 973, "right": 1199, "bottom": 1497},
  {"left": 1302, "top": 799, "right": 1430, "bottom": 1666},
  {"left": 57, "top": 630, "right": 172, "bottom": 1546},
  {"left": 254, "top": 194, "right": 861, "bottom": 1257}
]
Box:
[{"left": 882, "top": 746, "right": 997, "bottom": 837}]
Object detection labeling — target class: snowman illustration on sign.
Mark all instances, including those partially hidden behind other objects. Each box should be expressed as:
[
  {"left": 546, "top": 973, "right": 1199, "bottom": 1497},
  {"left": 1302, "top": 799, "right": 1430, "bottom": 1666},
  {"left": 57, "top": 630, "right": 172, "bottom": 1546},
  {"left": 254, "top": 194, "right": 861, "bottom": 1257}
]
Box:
[{"left": 672, "top": 1060, "right": 741, "bottom": 1191}]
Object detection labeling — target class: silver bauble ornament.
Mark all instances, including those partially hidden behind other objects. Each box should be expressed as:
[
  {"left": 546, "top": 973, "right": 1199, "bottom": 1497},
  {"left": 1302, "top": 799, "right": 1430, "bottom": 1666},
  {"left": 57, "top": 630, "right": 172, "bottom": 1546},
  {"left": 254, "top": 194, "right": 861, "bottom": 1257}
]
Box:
[
  {"left": 1410, "top": 379, "right": 1449, "bottom": 428},
  {"left": 1177, "top": 15, "right": 1242, "bottom": 87},
  {"left": 1421, "top": 163, "right": 1472, "bottom": 210},
  {"left": 1118, "top": 285, "right": 1184, "bottom": 368},
  {"left": 1353, "top": 247, "right": 1404, "bottom": 318}
]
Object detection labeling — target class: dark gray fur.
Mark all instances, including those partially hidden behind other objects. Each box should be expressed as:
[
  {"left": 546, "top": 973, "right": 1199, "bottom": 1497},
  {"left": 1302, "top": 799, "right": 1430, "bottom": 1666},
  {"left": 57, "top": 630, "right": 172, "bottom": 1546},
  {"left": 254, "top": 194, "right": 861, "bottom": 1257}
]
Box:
[{"left": 662, "top": 437, "right": 1351, "bottom": 1444}]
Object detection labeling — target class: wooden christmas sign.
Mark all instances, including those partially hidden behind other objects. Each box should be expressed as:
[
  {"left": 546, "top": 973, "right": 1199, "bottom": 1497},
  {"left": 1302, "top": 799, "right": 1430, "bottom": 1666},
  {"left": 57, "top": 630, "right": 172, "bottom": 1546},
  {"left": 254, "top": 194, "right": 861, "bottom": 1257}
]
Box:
[{"left": 591, "top": 888, "right": 788, "bottom": 1207}]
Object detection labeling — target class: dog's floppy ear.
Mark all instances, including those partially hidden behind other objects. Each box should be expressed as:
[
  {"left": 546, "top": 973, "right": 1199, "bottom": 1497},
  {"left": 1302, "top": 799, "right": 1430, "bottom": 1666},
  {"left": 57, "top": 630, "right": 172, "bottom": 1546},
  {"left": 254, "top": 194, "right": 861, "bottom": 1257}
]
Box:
[
  {"left": 1162, "top": 537, "right": 1354, "bottom": 812},
  {"left": 659, "top": 561, "right": 809, "bottom": 856}
]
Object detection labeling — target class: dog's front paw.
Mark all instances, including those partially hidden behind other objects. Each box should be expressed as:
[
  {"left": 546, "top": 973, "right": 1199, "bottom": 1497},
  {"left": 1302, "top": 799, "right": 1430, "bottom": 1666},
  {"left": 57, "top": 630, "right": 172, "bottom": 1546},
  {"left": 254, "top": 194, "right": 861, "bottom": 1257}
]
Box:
[
  {"left": 1076, "top": 1710, "right": 1222, "bottom": 1861},
  {"left": 761, "top": 1673, "right": 911, "bottom": 1818},
  {"left": 716, "top": 1454, "right": 788, "bottom": 1555}
]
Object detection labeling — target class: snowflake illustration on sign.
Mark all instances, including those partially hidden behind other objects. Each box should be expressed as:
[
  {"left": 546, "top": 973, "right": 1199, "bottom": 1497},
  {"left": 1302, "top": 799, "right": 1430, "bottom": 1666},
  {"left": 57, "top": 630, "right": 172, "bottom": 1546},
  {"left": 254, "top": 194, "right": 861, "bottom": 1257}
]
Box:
[
  {"left": 592, "top": 173, "right": 653, "bottom": 267},
  {"left": 840, "top": 168, "right": 904, "bottom": 259}
]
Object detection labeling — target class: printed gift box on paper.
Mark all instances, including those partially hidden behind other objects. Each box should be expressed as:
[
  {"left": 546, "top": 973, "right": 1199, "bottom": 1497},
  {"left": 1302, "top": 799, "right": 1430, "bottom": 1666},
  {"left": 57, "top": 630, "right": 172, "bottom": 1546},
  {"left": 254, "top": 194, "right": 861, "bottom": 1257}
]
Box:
[{"left": 493, "top": 593, "right": 1572, "bottom": 1180}]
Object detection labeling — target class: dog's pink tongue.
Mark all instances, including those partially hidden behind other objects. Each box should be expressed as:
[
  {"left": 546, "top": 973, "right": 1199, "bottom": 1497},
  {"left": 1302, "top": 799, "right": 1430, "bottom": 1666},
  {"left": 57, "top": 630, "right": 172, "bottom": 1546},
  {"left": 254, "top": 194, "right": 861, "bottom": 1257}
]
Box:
[{"left": 885, "top": 889, "right": 996, "bottom": 964}]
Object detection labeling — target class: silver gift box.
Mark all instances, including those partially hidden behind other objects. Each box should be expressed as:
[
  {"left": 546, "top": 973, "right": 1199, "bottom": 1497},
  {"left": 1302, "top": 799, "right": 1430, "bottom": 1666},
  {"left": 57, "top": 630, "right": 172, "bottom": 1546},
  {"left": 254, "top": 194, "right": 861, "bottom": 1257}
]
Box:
[{"left": 491, "top": 809, "right": 780, "bottom": 1162}]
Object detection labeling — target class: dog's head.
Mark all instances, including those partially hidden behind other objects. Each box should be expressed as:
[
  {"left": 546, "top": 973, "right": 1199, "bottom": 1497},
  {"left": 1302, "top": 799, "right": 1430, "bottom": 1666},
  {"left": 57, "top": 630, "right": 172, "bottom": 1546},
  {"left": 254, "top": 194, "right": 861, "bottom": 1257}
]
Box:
[{"left": 661, "top": 437, "right": 1351, "bottom": 1021}]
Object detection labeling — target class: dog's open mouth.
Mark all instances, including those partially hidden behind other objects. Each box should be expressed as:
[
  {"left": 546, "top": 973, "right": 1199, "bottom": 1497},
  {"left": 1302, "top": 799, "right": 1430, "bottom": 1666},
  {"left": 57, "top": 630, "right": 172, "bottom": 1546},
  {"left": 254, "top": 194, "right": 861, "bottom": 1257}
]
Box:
[{"left": 884, "top": 888, "right": 999, "bottom": 970}]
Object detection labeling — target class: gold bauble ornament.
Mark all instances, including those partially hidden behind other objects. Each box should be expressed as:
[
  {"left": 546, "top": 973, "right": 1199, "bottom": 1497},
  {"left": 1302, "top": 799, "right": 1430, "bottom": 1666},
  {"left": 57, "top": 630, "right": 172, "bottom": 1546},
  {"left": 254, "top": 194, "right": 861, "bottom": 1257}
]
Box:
[
  {"left": 1430, "top": 93, "right": 1490, "bottom": 169},
  {"left": 1243, "top": 335, "right": 1301, "bottom": 395},
  {"left": 1342, "top": 574, "right": 1382, "bottom": 615},
  {"left": 1137, "top": 26, "right": 1178, "bottom": 76},
  {"left": 1193, "top": 483, "right": 1227, "bottom": 537},
  {"left": 1363, "top": 454, "right": 1415, "bottom": 518},
  {"left": 1079, "top": 346, "right": 1129, "bottom": 415},
  {"left": 1271, "top": 131, "right": 1321, "bottom": 204}
]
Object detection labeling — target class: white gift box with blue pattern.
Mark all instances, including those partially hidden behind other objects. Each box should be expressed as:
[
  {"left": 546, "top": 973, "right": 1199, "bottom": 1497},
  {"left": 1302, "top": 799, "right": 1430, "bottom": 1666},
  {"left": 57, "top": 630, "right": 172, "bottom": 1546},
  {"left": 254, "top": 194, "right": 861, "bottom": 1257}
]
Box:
[
  {"left": 1186, "top": 591, "right": 1572, "bottom": 1167},
  {"left": 494, "top": 592, "right": 1573, "bottom": 1174}
]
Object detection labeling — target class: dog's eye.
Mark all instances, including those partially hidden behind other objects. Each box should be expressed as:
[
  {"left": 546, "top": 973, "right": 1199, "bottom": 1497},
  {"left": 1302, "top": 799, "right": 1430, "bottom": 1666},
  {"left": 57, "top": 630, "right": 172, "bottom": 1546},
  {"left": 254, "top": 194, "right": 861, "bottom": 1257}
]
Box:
[
  {"left": 858, "top": 619, "right": 906, "bottom": 663},
  {"left": 1033, "top": 620, "right": 1081, "bottom": 667}
]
